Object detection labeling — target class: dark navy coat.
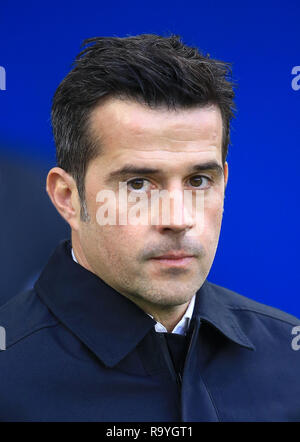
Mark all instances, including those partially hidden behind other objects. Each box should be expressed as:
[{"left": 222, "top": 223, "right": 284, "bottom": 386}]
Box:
[{"left": 0, "top": 239, "right": 300, "bottom": 422}]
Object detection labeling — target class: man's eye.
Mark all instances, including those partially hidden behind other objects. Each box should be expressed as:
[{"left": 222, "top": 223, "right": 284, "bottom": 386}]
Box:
[
  {"left": 127, "top": 178, "right": 150, "bottom": 192},
  {"left": 188, "top": 175, "right": 211, "bottom": 188}
]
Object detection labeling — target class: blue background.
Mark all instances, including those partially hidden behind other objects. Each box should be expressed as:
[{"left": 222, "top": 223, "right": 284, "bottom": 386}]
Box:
[{"left": 0, "top": 1, "right": 299, "bottom": 315}]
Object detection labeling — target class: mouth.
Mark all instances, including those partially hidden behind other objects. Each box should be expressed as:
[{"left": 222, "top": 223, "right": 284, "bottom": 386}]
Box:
[{"left": 150, "top": 252, "right": 195, "bottom": 267}]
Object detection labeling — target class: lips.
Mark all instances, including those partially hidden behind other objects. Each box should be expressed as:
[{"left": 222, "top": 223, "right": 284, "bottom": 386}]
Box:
[
  {"left": 151, "top": 252, "right": 194, "bottom": 260},
  {"left": 150, "top": 253, "right": 195, "bottom": 268}
]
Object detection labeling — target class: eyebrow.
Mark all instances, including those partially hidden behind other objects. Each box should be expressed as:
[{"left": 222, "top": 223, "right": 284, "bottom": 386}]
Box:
[{"left": 105, "top": 161, "right": 224, "bottom": 184}]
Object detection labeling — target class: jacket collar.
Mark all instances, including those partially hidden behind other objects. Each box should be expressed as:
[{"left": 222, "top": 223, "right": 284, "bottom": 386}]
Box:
[
  {"left": 193, "top": 281, "right": 255, "bottom": 351},
  {"left": 35, "top": 239, "right": 254, "bottom": 368}
]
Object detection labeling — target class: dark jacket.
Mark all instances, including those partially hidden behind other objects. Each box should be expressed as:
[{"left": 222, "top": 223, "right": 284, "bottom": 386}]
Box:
[{"left": 0, "top": 239, "right": 299, "bottom": 422}]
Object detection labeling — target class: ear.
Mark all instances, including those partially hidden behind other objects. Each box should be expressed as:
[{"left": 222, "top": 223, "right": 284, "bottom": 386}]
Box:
[
  {"left": 224, "top": 161, "right": 229, "bottom": 188},
  {"left": 46, "top": 167, "right": 81, "bottom": 231}
]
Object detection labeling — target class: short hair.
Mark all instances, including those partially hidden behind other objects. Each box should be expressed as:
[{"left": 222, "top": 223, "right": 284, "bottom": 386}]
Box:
[{"left": 51, "top": 33, "right": 235, "bottom": 221}]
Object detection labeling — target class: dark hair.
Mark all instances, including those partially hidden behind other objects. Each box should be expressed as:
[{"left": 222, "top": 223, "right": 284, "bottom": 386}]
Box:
[{"left": 51, "top": 33, "right": 235, "bottom": 221}]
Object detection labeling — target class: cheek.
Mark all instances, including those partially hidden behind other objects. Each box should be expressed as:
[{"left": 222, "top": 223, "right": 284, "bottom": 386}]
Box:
[
  {"left": 96, "top": 224, "right": 143, "bottom": 260},
  {"left": 202, "top": 190, "right": 224, "bottom": 237},
  {"left": 87, "top": 188, "right": 147, "bottom": 257}
]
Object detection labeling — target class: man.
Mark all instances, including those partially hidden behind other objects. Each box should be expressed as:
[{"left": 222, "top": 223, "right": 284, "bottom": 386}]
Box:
[{"left": 0, "top": 34, "right": 299, "bottom": 422}]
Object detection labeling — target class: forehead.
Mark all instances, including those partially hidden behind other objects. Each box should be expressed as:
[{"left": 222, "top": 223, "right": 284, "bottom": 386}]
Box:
[{"left": 88, "top": 98, "right": 223, "bottom": 167}]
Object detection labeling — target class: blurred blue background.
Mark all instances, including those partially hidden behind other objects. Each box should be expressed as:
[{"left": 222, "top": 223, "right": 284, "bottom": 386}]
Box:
[{"left": 0, "top": 0, "right": 299, "bottom": 315}]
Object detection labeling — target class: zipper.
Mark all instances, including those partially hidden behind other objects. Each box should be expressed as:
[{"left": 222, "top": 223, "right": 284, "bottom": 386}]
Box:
[
  {"left": 181, "top": 316, "right": 201, "bottom": 383},
  {"left": 176, "top": 371, "right": 182, "bottom": 388},
  {"left": 157, "top": 331, "right": 182, "bottom": 418},
  {"left": 157, "top": 316, "right": 200, "bottom": 390},
  {"left": 156, "top": 318, "right": 200, "bottom": 419},
  {"left": 157, "top": 332, "right": 180, "bottom": 385}
]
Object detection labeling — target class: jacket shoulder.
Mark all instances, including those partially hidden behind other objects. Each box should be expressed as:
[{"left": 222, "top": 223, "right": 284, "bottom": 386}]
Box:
[
  {"left": 206, "top": 280, "right": 300, "bottom": 326},
  {"left": 0, "top": 289, "right": 59, "bottom": 349}
]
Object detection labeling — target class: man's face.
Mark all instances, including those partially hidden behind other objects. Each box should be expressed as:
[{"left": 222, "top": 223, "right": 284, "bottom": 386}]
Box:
[{"left": 76, "top": 98, "right": 228, "bottom": 308}]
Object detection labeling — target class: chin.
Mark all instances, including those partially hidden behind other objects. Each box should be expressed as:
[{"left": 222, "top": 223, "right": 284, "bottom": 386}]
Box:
[{"left": 139, "top": 285, "right": 199, "bottom": 307}]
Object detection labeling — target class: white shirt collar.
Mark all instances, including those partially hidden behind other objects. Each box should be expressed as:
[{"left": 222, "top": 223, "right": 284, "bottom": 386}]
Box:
[
  {"left": 71, "top": 247, "right": 195, "bottom": 336},
  {"left": 71, "top": 248, "right": 79, "bottom": 264},
  {"left": 147, "top": 294, "right": 195, "bottom": 335}
]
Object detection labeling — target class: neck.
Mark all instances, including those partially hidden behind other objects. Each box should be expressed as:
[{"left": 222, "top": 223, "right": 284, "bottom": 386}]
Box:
[{"left": 120, "top": 294, "right": 191, "bottom": 332}]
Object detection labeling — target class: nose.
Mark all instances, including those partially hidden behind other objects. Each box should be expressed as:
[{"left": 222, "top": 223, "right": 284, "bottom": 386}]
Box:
[{"left": 150, "top": 186, "right": 195, "bottom": 234}]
